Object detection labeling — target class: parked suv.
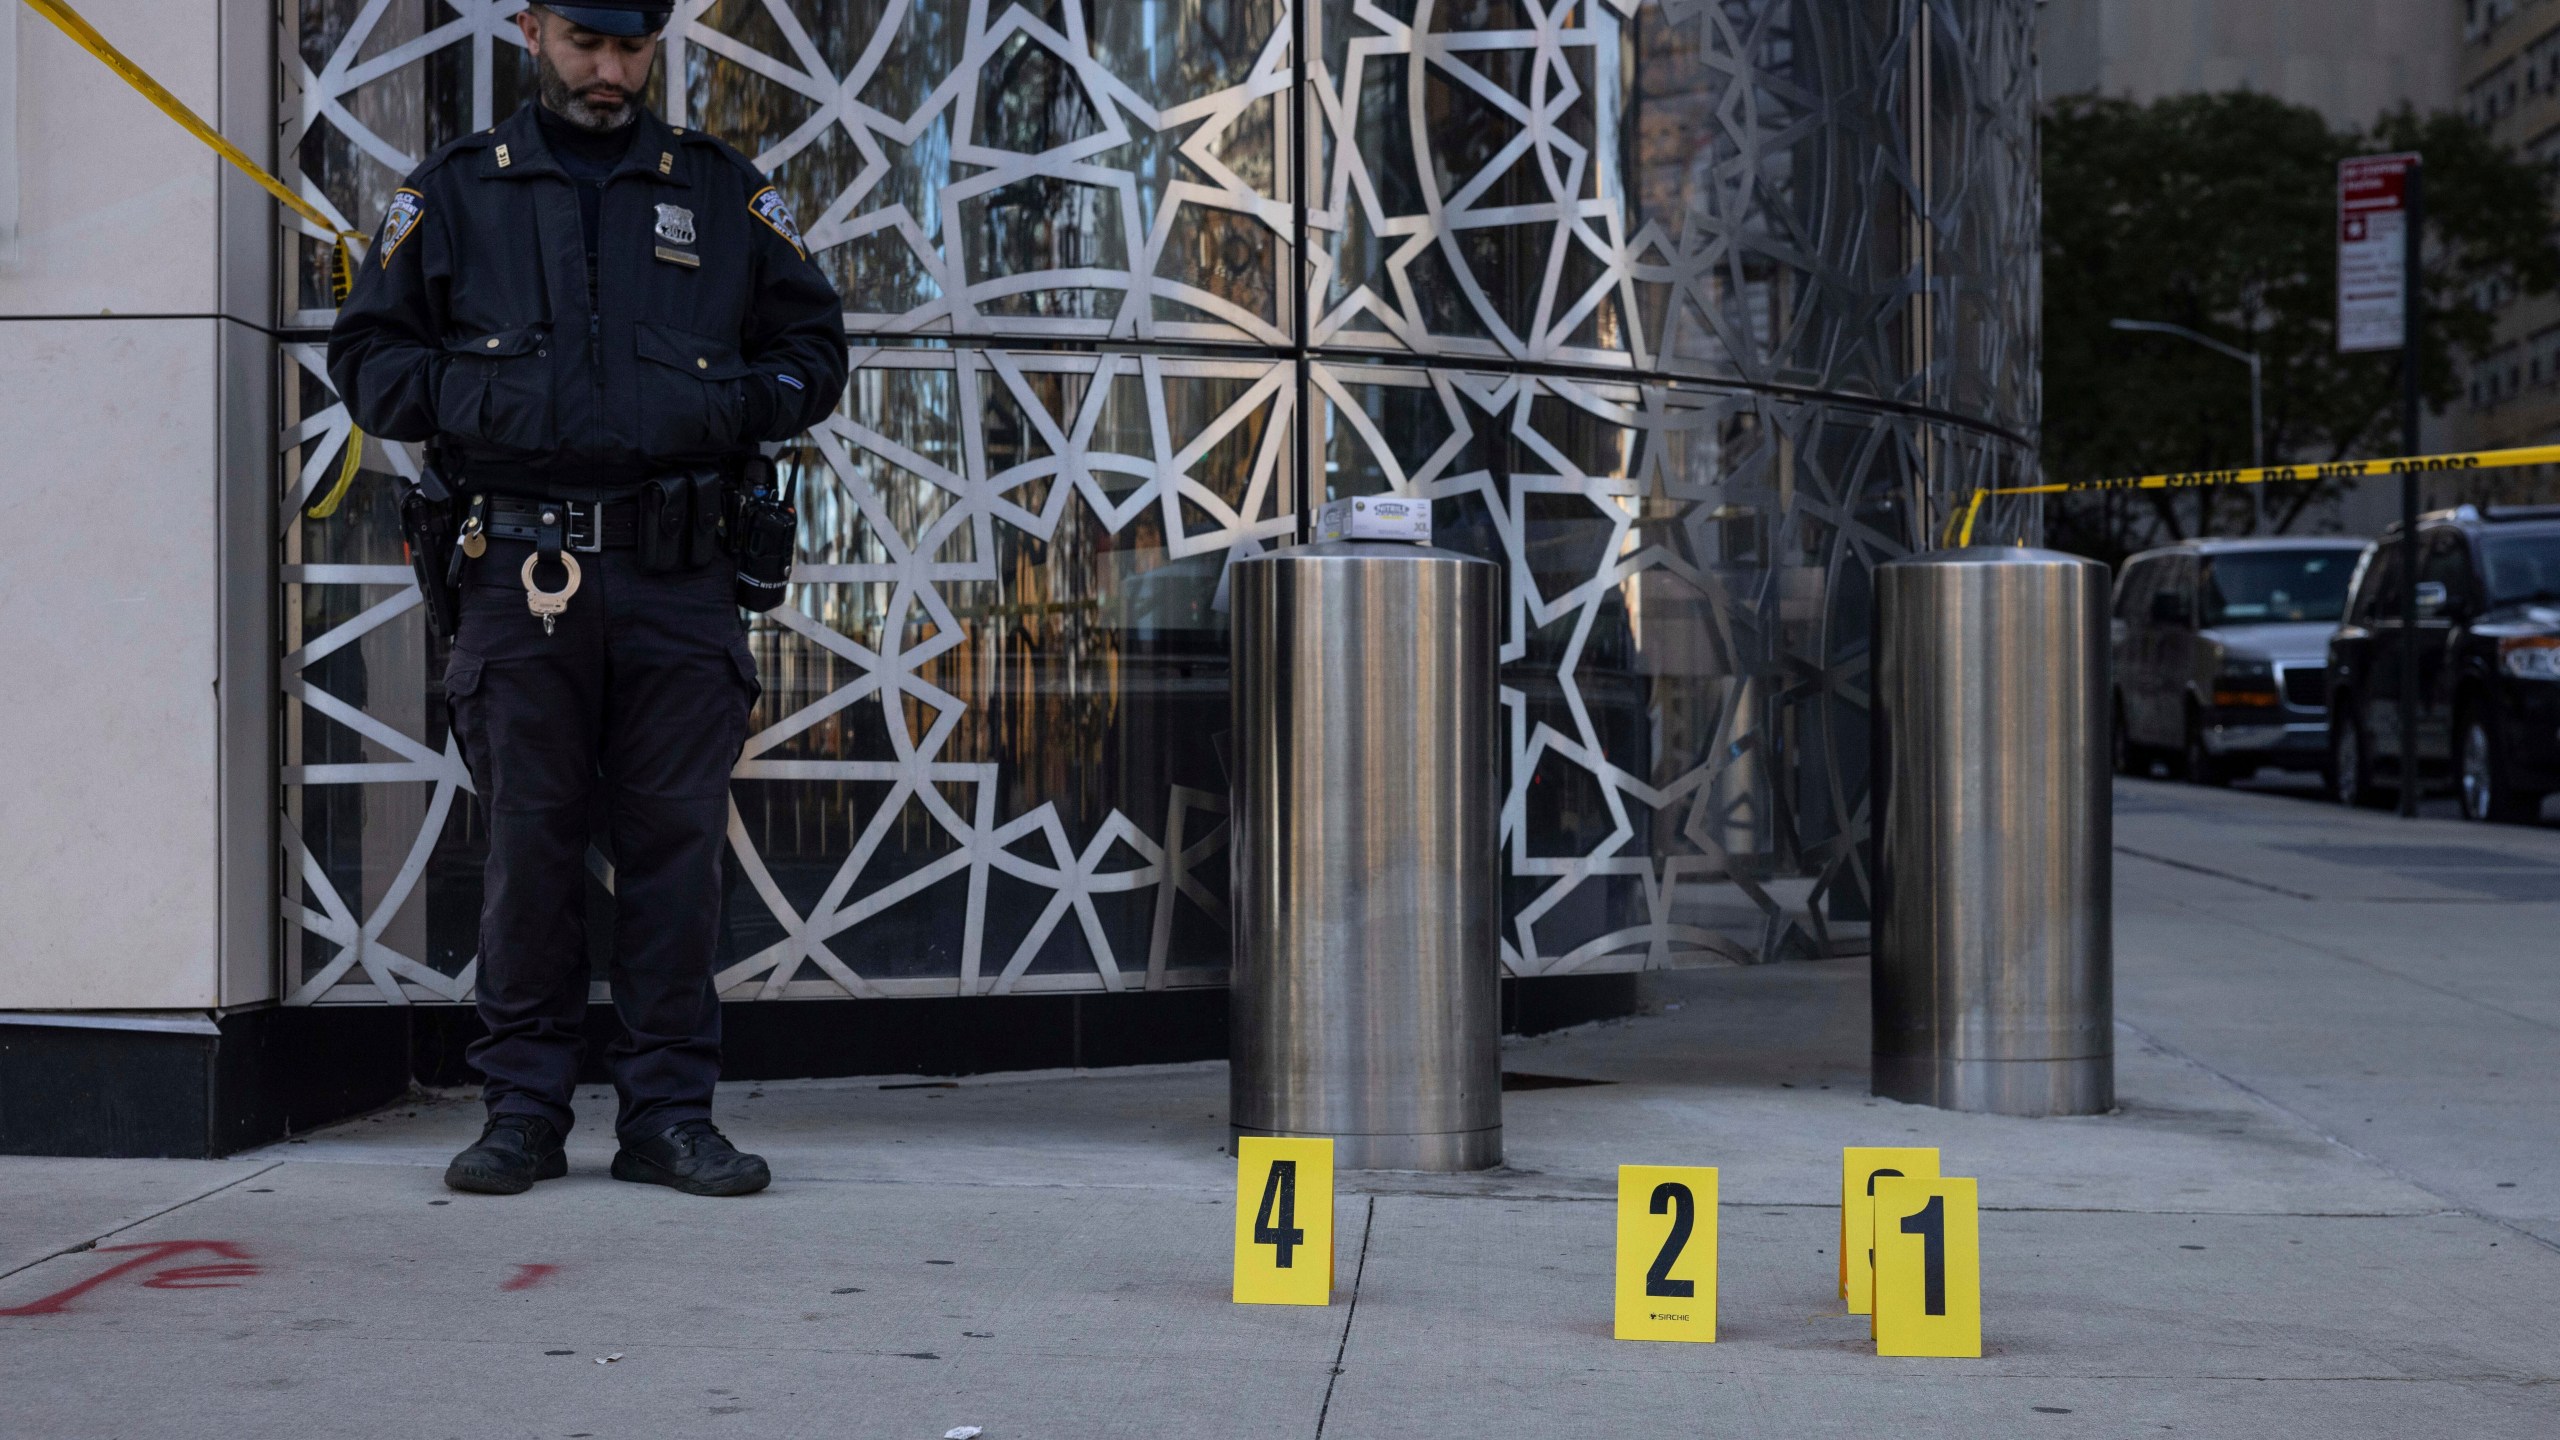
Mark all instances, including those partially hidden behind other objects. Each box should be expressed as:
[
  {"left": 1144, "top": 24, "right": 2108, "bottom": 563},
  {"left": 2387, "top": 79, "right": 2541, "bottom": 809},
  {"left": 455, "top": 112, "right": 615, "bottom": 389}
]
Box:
[
  {"left": 2113, "top": 538, "right": 2369, "bottom": 785},
  {"left": 2326, "top": 505, "right": 2560, "bottom": 822}
]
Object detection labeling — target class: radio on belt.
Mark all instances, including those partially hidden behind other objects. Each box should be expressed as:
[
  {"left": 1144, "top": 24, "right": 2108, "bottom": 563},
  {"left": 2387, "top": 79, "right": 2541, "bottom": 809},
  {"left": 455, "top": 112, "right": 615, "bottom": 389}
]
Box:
[{"left": 1316, "top": 494, "right": 1433, "bottom": 545}]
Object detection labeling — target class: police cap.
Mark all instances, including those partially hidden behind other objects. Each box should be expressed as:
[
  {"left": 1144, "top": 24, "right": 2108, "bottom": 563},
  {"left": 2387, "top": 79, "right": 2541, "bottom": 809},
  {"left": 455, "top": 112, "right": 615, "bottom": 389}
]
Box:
[{"left": 540, "top": 3, "right": 675, "bottom": 37}]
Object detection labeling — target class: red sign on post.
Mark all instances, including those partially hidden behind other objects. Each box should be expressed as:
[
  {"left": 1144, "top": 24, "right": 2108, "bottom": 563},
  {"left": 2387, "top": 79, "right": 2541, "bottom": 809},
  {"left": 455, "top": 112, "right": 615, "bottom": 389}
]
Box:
[{"left": 2339, "top": 153, "right": 2419, "bottom": 353}]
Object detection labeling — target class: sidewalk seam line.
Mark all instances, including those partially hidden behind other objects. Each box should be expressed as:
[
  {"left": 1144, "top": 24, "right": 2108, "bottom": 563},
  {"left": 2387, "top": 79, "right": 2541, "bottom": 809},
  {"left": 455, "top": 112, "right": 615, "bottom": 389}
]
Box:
[
  {"left": 0, "top": 1159, "right": 285, "bottom": 1286},
  {"left": 2115, "top": 844, "right": 2318, "bottom": 899},
  {"left": 1312, "top": 1195, "right": 1376, "bottom": 1438},
  {"left": 2117, "top": 1017, "right": 2560, "bottom": 1257}
]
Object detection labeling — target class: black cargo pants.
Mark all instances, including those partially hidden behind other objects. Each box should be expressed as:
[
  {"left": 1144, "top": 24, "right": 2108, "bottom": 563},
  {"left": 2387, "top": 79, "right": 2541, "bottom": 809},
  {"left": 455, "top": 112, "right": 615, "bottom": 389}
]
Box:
[{"left": 444, "top": 536, "right": 757, "bottom": 1143}]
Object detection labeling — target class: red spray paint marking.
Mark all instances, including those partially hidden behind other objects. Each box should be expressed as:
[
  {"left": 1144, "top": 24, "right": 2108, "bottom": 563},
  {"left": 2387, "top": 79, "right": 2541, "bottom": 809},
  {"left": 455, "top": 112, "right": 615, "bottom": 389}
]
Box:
[
  {"left": 145, "top": 1264, "right": 263, "bottom": 1289},
  {"left": 500, "top": 1263, "right": 560, "bottom": 1292},
  {"left": 0, "top": 1241, "right": 258, "bottom": 1317}
]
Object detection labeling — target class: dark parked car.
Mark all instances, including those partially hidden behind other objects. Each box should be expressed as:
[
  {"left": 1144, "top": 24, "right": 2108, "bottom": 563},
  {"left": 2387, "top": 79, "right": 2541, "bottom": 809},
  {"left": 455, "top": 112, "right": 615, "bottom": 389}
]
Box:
[
  {"left": 2326, "top": 505, "right": 2560, "bottom": 822},
  {"left": 2112, "top": 538, "right": 2370, "bottom": 784}
]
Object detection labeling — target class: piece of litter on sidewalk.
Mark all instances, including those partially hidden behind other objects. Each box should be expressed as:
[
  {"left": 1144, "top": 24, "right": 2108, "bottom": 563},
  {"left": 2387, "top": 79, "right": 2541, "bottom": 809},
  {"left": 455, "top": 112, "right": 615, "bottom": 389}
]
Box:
[
  {"left": 596, "top": 1353, "right": 623, "bottom": 1365},
  {"left": 944, "top": 1427, "right": 982, "bottom": 1439}
]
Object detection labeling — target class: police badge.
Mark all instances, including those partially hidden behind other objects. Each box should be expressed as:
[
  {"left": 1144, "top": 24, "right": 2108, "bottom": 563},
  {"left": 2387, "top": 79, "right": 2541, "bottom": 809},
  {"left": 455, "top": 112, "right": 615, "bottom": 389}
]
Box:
[
  {"left": 748, "top": 186, "right": 807, "bottom": 259},
  {"left": 654, "top": 203, "right": 697, "bottom": 246}
]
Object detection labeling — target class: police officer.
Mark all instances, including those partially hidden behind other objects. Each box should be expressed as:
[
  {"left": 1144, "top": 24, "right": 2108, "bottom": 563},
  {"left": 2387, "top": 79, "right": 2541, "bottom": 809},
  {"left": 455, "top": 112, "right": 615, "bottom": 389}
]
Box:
[{"left": 329, "top": 1, "right": 849, "bottom": 1197}]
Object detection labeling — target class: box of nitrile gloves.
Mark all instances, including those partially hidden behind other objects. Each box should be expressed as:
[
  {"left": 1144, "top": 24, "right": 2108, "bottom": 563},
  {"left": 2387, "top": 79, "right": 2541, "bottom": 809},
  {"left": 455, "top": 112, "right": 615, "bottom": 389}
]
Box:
[{"left": 1316, "top": 494, "right": 1432, "bottom": 544}]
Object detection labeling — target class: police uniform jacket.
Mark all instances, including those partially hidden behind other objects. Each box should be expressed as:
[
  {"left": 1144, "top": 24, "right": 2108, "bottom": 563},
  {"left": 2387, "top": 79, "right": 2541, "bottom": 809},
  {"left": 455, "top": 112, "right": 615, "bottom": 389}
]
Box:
[{"left": 327, "top": 102, "right": 848, "bottom": 492}]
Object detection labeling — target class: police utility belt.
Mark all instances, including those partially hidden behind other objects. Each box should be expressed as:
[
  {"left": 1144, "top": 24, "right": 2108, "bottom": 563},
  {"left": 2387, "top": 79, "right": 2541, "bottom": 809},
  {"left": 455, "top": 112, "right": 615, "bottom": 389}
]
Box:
[{"left": 398, "top": 458, "right": 799, "bottom": 642}]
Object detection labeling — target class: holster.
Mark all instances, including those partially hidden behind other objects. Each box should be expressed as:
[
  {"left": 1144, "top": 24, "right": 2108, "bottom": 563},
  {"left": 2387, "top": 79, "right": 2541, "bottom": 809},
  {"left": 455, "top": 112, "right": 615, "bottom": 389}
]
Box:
[{"left": 398, "top": 461, "right": 464, "bottom": 643}]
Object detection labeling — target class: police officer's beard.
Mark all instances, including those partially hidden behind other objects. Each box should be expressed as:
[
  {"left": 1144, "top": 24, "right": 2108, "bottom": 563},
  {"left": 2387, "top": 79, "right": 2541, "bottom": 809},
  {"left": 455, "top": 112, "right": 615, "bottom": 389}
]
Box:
[{"left": 535, "top": 54, "right": 639, "bottom": 133}]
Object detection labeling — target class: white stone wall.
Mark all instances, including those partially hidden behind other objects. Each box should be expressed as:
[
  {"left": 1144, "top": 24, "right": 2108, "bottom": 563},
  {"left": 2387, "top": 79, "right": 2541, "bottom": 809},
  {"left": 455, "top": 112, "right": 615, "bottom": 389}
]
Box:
[{"left": 0, "top": 0, "right": 273, "bottom": 1009}]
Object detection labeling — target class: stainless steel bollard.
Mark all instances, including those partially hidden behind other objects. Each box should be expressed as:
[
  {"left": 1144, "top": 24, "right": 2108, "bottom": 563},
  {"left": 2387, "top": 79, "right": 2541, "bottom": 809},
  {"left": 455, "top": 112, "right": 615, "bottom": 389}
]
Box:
[
  {"left": 1871, "top": 547, "right": 2114, "bottom": 1116},
  {"left": 1228, "top": 541, "right": 1502, "bottom": 1170}
]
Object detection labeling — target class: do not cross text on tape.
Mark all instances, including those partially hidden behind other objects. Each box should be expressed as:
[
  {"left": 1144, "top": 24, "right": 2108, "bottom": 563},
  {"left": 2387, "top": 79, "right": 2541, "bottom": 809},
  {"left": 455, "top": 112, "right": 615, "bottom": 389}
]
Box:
[{"left": 1951, "top": 443, "right": 2560, "bottom": 547}]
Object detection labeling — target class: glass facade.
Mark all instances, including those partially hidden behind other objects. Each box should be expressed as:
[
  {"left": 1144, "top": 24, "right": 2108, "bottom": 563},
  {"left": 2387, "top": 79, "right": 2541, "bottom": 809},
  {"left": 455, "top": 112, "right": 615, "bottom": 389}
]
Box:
[{"left": 277, "top": 0, "right": 2039, "bottom": 1004}]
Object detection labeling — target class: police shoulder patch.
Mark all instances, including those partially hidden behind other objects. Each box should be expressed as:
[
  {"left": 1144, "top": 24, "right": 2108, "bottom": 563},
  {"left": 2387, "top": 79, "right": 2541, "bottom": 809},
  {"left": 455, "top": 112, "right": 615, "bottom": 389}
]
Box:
[
  {"left": 379, "top": 188, "right": 425, "bottom": 267},
  {"left": 748, "top": 185, "right": 806, "bottom": 259}
]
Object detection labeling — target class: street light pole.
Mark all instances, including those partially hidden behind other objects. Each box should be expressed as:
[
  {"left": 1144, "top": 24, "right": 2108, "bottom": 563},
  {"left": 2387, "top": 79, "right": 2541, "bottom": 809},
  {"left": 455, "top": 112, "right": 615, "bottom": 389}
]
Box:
[
  {"left": 2111, "top": 318, "right": 2266, "bottom": 531},
  {"left": 2396, "top": 165, "right": 2426, "bottom": 819}
]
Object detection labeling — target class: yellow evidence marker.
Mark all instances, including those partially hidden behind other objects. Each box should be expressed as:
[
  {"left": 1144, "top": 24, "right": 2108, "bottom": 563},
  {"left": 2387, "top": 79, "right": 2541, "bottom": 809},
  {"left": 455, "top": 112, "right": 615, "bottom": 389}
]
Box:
[
  {"left": 1232, "top": 1137, "right": 1334, "bottom": 1306},
  {"left": 1871, "top": 1175, "right": 1981, "bottom": 1358},
  {"left": 1840, "top": 1146, "right": 1939, "bottom": 1313},
  {"left": 1612, "top": 1165, "right": 1718, "bottom": 1342}
]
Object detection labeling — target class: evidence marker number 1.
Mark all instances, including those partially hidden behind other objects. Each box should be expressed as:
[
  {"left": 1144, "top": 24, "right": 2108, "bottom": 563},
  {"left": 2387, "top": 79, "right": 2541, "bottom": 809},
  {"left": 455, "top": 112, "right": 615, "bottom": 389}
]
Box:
[{"left": 1872, "top": 1174, "right": 1981, "bottom": 1358}]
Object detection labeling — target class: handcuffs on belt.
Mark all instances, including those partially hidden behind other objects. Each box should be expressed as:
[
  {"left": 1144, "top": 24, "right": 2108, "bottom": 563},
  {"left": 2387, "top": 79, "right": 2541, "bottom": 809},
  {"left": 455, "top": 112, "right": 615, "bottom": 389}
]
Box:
[
  {"left": 465, "top": 496, "right": 587, "bottom": 635},
  {"left": 409, "top": 464, "right": 774, "bottom": 637},
  {"left": 517, "top": 507, "right": 581, "bottom": 636},
  {"left": 477, "top": 488, "right": 696, "bottom": 633}
]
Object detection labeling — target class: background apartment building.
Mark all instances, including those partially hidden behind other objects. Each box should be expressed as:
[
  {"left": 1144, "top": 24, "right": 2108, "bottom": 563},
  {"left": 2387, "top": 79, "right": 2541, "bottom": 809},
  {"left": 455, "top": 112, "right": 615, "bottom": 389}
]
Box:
[{"left": 2459, "top": 0, "right": 2560, "bottom": 455}]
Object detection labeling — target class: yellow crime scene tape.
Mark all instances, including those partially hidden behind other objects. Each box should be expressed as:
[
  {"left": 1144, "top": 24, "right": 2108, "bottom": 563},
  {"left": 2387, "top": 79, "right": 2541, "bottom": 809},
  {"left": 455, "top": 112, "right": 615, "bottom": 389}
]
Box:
[
  {"left": 24, "top": 0, "right": 370, "bottom": 516},
  {"left": 1951, "top": 443, "right": 2560, "bottom": 547}
]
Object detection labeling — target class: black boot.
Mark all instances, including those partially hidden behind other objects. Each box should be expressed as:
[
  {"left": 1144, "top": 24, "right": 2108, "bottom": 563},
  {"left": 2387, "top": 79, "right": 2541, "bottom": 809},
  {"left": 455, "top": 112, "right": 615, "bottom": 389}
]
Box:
[
  {"left": 444, "top": 1114, "right": 568, "bottom": 1195},
  {"left": 610, "top": 1120, "right": 770, "bottom": 1197}
]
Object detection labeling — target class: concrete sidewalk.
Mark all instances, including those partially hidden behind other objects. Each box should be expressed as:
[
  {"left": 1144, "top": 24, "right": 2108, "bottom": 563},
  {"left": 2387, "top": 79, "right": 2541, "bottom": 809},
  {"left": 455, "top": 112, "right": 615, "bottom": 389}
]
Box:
[{"left": 3, "top": 777, "right": 2556, "bottom": 1438}]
